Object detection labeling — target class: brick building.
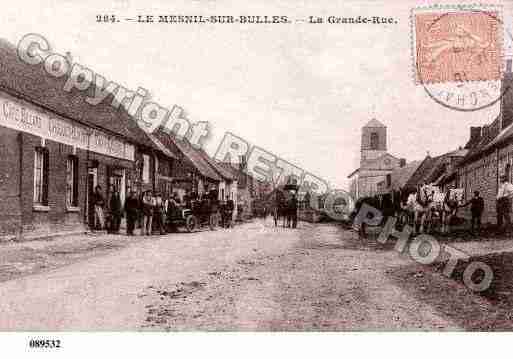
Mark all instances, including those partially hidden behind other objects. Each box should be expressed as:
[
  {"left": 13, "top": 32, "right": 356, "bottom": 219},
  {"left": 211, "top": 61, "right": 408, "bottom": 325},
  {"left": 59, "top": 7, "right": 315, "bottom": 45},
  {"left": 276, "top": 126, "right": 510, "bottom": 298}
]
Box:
[
  {"left": 456, "top": 60, "right": 513, "bottom": 224},
  {"left": 0, "top": 39, "right": 175, "bottom": 240}
]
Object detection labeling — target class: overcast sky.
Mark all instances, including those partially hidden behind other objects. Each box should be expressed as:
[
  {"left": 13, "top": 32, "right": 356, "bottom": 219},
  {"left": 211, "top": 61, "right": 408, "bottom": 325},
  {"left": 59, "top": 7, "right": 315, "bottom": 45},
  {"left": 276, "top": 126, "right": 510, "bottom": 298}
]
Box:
[{"left": 3, "top": 0, "right": 513, "bottom": 189}]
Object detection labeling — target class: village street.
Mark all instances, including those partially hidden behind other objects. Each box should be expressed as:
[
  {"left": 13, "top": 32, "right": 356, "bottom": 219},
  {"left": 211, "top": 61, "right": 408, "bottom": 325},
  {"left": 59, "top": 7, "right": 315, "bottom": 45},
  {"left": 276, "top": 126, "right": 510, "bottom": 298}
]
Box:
[{"left": 0, "top": 219, "right": 511, "bottom": 331}]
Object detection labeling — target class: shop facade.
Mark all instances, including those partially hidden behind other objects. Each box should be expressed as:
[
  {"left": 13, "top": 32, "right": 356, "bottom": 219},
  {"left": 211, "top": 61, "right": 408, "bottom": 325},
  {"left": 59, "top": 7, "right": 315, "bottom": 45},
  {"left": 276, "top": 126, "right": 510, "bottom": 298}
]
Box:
[{"left": 0, "top": 89, "right": 137, "bottom": 240}]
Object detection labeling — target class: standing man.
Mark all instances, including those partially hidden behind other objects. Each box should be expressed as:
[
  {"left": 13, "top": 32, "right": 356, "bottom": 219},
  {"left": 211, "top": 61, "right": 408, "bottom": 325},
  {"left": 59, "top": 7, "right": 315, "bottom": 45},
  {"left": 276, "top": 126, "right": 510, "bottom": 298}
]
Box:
[
  {"left": 497, "top": 175, "right": 513, "bottom": 234},
  {"left": 461, "top": 191, "right": 485, "bottom": 235},
  {"left": 142, "top": 190, "right": 155, "bottom": 235},
  {"left": 154, "top": 191, "right": 166, "bottom": 235},
  {"left": 109, "top": 187, "right": 122, "bottom": 234},
  {"left": 291, "top": 193, "right": 298, "bottom": 228},
  {"left": 93, "top": 185, "right": 105, "bottom": 230},
  {"left": 125, "top": 191, "right": 139, "bottom": 236},
  {"left": 184, "top": 190, "right": 192, "bottom": 209}
]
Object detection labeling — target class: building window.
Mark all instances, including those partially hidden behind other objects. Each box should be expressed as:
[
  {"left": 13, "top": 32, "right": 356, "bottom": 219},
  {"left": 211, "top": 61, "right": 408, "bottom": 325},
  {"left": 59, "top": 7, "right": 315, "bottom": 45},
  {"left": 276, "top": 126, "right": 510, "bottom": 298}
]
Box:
[
  {"left": 142, "top": 154, "right": 150, "bottom": 183},
  {"left": 34, "top": 147, "right": 49, "bottom": 205},
  {"left": 66, "top": 156, "right": 79, "bottom": 207},
  {"left": 370, "top": 132, "right": 379, "bottom": 150},
  {"left": 386, "top": 174, "right": 391, "bottom": 187}
]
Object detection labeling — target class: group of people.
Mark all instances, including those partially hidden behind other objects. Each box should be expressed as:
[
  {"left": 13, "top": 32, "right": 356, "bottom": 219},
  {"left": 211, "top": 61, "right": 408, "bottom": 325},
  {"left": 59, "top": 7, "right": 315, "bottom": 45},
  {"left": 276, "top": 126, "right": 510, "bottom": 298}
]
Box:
[
  {"left": 91, "top": 185, "right": 236, "bottom": 235},
  {"left": 353, "top": 174, "right": 513, "bottom": 237},
  {"left": 407, "top": 175, "right": 513, "bottom": 236}
]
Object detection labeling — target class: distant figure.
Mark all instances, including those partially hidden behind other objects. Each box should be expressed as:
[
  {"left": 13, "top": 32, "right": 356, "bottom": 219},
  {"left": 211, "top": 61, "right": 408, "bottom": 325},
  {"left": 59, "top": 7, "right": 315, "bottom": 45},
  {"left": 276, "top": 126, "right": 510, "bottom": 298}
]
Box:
[
  {"left": 237, "top": 203, "right": 243, "bottom": 221},
  {"left": 461, "top": 191, "right": 484, "bottom": 234},
  {"left": 109, "top": 188, "right": 122, "bottom": 234},
  {"left": 290, "top": 194, "right": 298, "bottom": 228},
  {"left": 154, "top": 191, "right": 166, "bottom": 235},
  {"left": 93, "top": 185, "right": 105, "bottom": 230},
  {"left": 304, "top": 192, "right": 311, "bottom": 209},
  {"left": 165, "top": 192, "right": 182, "bottom": 232},
  {"left": 183, "top": 190, "right": 191, "bottom": 209},
  {"left": 142, "top": 190, "right": 155, "bottom": 235},
  {"left": 222, "top": 195, "right": 234, "bottom": 228},
  {"left": 496, "top": 175, "right": 513, "bottom": 233},
  {"left": 381, "top": 194, "right": 394, "bottom": 223},
  {"left": 125, "top": 191, "right": 139, "bottom": 236}
]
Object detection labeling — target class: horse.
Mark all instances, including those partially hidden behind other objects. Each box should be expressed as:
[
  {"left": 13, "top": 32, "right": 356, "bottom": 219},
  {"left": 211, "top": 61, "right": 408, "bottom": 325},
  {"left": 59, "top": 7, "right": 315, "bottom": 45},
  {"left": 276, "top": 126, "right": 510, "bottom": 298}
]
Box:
[
  {"left": 407, "top": 186, "right": 436, "bottom": 234},
  {"left": 272, "top": 191, "right": 287, "bottom": 227},
  {"left": 429, "top": 190, "right": 459, "bottom": 234}
]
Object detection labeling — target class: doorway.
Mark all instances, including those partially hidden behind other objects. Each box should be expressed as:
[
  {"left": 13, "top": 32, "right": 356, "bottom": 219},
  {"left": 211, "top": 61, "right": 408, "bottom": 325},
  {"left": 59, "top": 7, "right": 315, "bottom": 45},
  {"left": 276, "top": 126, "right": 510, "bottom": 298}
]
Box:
[{"left": 86, "top": 168, "right": 98, "bottom": 229}]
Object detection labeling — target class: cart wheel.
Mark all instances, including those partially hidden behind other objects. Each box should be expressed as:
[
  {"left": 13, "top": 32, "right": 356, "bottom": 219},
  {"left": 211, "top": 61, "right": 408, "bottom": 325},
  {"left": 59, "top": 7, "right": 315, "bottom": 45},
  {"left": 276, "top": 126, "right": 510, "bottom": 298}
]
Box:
[
  {"left": 185, "top": 215, "right": 197, "bottom": 232},
  {"left": 209, "top": 213, "right": 220, "bottom": 230}
]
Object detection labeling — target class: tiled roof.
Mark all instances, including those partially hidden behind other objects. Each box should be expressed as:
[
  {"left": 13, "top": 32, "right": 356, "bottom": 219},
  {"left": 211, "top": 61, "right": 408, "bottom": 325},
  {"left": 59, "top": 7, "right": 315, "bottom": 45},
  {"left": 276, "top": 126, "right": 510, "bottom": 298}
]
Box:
[
  {"left": 0, "top": 38, "right": 162, "bottom": 152},
  {"left": 445, "top": 148, "right": 469, "bottom": 158},
  {"left": 145, "top": 133, "right": 178, "bottom": 159},
  {"left": 154, "top": 129, "right": 221, "bottom": 181},
  {"left": 197, "top": 152, "right": 236, "bottom": 181},
  {"left": 217, "top": 162, "right": 241, "bottom": 178},
  {"left": 218, "top": 162, "right": 256, "bottom": 188},
  {"left": 405, "top": 155, "right": 443, "bottom": 189},
  {"left": 482, "top": 121, "right": 513, "bottom": 153},
  {"left": 406, "top": 147, "right": 468, "bottom": 188},
  {"left": 390, "top": 160, "right": 422, "bottom": 190},
  {"left": 460, "top": 116, "right": 502, "bottom": 164}
]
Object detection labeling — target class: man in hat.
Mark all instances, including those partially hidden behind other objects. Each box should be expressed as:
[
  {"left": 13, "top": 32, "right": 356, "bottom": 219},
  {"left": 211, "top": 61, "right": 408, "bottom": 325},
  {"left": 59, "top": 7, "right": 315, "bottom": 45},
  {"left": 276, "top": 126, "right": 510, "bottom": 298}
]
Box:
[
  {"left": 496, "top": 175, "right": 513, "bottom": 233},
  {"left": 109, "top": 187, "right": 122, "bottom": 234},
  {"left": 461, "top": 190, "right": 485, "bottom": 235},
  {"left": 92, "top": 185, "right": 105, "bottom": 230},
  {"left": 125, "top": 191, "right": 140, "bottom": 235},
  {"left": 153, "top": 191, "right": 166, "bottom": 235}
]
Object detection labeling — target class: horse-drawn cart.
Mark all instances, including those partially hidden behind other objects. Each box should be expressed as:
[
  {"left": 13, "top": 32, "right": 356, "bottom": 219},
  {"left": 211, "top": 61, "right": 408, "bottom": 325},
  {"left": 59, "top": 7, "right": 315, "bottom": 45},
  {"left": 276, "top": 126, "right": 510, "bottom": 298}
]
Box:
[{"left": 271, "top": 182, "right": 299, "bottom": 227}]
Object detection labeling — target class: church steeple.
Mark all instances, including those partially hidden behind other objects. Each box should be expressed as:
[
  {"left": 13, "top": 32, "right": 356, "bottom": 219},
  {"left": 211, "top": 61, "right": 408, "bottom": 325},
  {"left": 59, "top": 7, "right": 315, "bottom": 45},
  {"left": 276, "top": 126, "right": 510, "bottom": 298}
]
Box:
[{"left": 360, "top": 119, "right": 387, "bottom": 166}]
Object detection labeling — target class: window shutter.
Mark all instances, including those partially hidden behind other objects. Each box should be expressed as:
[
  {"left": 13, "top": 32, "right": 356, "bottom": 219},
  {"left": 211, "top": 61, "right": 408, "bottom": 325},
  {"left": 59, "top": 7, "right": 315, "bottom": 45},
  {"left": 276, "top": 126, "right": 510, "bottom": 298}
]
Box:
[
  {"left": 73, "top": 157, "right": 79, "bottom": 206},
  {"left": 42, "top": 149, "right": 49, "bottom": 205}
]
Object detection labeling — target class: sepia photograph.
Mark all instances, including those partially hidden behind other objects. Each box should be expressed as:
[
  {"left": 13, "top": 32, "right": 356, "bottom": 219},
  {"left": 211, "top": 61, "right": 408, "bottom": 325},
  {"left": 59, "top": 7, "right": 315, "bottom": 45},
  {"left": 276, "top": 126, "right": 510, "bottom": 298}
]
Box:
[{"left": 1, "top": 0, "right": 513, "bottom": 356}]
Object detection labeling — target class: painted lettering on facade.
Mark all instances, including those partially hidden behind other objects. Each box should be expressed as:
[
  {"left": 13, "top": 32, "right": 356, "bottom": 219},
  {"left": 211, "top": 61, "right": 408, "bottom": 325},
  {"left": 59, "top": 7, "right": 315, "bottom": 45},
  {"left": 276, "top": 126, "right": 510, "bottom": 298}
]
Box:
[{"left": 0, "top": 92, "right": 134, "bottom": 161}]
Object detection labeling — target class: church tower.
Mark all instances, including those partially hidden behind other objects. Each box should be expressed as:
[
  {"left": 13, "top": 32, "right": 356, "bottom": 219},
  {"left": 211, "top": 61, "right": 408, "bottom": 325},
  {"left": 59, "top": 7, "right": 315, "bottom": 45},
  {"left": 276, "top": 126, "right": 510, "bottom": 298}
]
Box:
[{"left": 360, "top": 119, "right": 387, "bottom": 167}]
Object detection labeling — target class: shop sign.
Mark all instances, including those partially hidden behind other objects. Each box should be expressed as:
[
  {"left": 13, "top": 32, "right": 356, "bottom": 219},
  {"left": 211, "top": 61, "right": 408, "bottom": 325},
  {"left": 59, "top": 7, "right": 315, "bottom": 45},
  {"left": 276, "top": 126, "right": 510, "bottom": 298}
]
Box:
[{"left": 0, "top": 92, "right": 135, "bottom": 161}]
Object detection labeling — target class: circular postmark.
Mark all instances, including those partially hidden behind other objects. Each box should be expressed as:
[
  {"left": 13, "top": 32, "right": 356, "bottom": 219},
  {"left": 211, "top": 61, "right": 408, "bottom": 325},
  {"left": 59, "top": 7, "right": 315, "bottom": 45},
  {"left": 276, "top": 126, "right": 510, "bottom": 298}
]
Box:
[{"left": 414, "top": 8, "right": 512, "bottom": 111}]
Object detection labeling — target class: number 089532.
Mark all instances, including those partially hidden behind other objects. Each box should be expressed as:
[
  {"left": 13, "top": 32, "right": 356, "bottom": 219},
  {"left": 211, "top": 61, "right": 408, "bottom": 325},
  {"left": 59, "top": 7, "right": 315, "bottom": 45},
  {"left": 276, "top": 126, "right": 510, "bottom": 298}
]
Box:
[{"left": 29, "top": 339, "right": 61, "bottom": 349}]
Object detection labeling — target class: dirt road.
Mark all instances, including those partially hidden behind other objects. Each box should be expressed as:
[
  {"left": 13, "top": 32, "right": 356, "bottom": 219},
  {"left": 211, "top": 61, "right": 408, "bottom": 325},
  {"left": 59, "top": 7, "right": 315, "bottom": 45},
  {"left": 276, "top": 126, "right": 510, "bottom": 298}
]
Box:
[{"left": 0, "top": 220, "right": 495, "bottom": 330}]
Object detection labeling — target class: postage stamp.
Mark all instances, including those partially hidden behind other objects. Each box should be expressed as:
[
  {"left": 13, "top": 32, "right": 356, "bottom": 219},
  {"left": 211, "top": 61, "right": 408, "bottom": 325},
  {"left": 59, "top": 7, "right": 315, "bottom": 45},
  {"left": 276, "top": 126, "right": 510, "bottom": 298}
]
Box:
[
  {"left": 415, "top": 9, "right": 503, "bottom": 84},
  {"left": 410, "top": 4, "right": 510, "bottom": 111}
]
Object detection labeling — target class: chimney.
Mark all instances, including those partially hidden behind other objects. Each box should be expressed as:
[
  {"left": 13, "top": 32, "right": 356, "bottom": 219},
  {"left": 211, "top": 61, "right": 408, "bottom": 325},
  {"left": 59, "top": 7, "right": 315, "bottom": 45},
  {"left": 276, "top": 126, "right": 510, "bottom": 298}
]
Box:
[
  {"left": 470, "top": 126, "right": 482, "bottom": 143},
  {"left": 399, "top": 158, "right": 406, "bottom": 167}
]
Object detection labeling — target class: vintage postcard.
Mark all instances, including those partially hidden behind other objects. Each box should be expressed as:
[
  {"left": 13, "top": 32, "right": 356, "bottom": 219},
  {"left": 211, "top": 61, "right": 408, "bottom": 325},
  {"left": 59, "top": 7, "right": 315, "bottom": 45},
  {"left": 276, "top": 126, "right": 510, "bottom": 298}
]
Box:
[{"left": 1, "top": 0, "right": 513, "bottom": 357}]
